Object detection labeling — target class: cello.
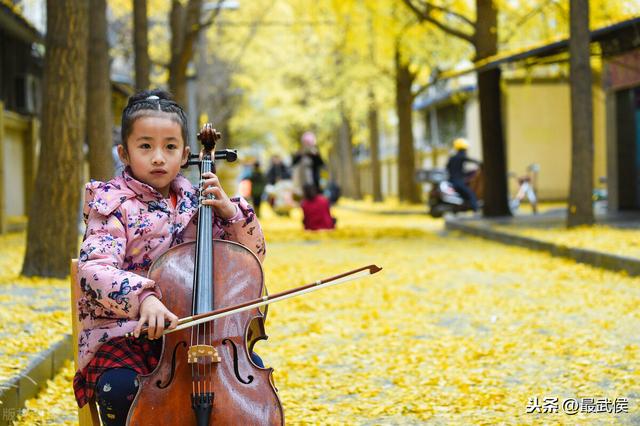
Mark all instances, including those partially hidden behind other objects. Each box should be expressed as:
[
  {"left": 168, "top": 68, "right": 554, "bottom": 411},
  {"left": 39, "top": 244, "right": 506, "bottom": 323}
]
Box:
[{"left": 127, "top": 124, "right": 283, "bottom": 425}]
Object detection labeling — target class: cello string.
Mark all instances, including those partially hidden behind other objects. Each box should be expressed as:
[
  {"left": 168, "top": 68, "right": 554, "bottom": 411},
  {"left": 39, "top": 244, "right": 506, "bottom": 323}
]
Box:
[
  {"left": 209, "top": 220, "right": 214, "bottom": 393},
  {"left": 204, "top": 157, "right": 214, "bottom": 395},
  {"left": 193, "top": 159, "right": 208, "bottom": 396},
  {"left": 193, "top": 169, "right": 202, "bottom": 394},
  {"left": 204, "top": 198, "right": 210, "bottom": 391},
  {"left": 191, "top": 161, "right": 208, "bottom": 394},
  {"left": 206, "top": 157, "right": 214, "bottom": 394},
  {"left": 199, "top": 158, "right": 212, "bottom": 392}
]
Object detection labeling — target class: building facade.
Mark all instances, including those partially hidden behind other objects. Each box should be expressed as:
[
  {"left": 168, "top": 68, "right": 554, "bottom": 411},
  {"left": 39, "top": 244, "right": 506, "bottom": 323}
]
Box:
[
  {"left": 356, "top": 17, "right": 640, "bottom": 208},
  {"left": 0, "top": 1, "right": 42, "bottom": 232}
]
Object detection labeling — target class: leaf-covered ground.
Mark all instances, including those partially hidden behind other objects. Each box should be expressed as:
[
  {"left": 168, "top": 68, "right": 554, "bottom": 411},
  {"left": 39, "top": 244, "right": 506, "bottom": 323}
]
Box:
[
  {"left": 7, "top": 205, "right": 640, "bottom": 424},
  {"left": 493, "top": 222, "right": 640, "bottom": 260},
  {"left": 0, "top": 232, "right": 69, "bottom": 392}
]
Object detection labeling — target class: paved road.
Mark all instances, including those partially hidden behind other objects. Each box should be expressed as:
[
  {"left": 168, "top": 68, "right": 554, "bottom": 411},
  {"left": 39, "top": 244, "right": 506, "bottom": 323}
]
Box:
[{"left": 12, "top": 209, "right": 640, "bottom": 424}]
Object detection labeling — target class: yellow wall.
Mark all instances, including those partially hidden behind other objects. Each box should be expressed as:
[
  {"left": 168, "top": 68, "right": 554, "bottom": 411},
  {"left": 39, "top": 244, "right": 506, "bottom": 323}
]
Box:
[
  {"left": 593, "top": 84, "right": 607, "bottom": 191},
  {"left": 357, "top": 148, "right": 450, "bottom": 201},
  {"left": 505, "top": 81, "right": 606, "bottom": 200},
  {"left": 0, "top": 108, "right": 37, "bottom": 232},
  {"left": 3, "top": 125, "right": 26, "bottom": 216},
  {"left": 358, "top": 80, "right": 607, "bottom": 203}
]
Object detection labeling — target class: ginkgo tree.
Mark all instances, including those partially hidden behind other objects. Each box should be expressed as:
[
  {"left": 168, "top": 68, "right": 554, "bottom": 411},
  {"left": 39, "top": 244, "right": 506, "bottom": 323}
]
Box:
[
  {"left": 104, "top": 0, "right": 638, "bottom": 206},
  {"left": 400, "top": 0, "right": 511, "bottom": 215},
  {"left": 352, "top": 0, "right": 471, "bottom": 203},
  {"left": 22, "top": 0, "right": 88, "bottom": 278},
  {"left": 400, "top": 0, "right": 637, "bottom": 215},
  {"left": 214, "top": 0, "right": 469, "bottom": 202}
]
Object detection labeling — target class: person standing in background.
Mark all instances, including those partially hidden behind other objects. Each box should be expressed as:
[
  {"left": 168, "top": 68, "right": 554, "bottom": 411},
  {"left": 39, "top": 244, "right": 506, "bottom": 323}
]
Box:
[
  {"left": 265, "top": 155, "right": 296, "bottom": 215},
  {"left": 112, "top": 126, "right": 124, "bottom": 175},
  {"left": 249, "top": 161, "right": 267, "bottom": 218},
  {"left": 292, "top": 131, "right": 324, "bottom": 198},
  {"left": 266, "top": 155, "right": 291, "bottom": 185}
]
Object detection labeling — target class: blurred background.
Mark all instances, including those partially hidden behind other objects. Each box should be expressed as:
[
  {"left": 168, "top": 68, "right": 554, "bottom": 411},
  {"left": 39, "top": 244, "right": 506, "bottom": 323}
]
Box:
[
  {"left": 3, "top": 2, "right": 640, "bottom": 424},
  {"left": 0, "top": 0, "right": 640, "bottom": 231}
]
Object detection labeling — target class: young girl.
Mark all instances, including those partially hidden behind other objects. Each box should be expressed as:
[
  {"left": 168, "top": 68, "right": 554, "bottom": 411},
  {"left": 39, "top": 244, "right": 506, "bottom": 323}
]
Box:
[{"left": 73, "top": 89, "right": 266, "bottom": 425}]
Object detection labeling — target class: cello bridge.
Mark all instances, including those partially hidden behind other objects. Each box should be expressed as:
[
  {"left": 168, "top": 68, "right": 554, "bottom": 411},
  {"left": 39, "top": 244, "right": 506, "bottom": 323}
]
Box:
[{"left": 188, "top": 344, "right": 221, "bottom": 364}]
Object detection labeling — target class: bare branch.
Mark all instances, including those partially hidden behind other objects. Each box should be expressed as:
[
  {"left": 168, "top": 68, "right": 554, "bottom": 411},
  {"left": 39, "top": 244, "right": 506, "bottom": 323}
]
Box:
[
  {"left": 228, "top": 0, "right": 278, "bottom": 69},
  {"left": 412, "top": 82, "right": 430, "bottom": 99},
  {"left": 420, "top": 0, "right": 475, "bottom": 27},
  {"left": 502, "top": 0, "right": 555, "bottom": 43},
  {"left": 197, "top": 0, "right": 226, "bottom": 31},
  {"left": 203, "top": 20, "right": 337, "bottom": 28},
  {"left": 400, "top": 0, "right": 474, "bottom": 44},
  {"left": 151, "top": 59, "right": 169, "bottom": 69}
]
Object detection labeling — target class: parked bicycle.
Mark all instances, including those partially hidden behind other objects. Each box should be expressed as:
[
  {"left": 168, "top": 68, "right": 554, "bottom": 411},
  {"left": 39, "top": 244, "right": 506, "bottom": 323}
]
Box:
[{"left": 509, "top": 163, "right": 539, "bottom": 214}]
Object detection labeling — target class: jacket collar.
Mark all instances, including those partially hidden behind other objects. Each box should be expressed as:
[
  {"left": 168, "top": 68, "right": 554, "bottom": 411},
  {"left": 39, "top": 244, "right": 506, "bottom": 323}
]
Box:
[
  {"left": 83, "top": 168, "right": 198, "bottom": 220},
  {"left": 122, "top": 167, "right": 170, "bottom": 203}
]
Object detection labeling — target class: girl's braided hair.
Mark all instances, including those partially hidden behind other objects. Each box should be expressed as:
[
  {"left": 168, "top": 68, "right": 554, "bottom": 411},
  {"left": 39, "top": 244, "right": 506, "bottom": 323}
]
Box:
[{"left": 120, "top": 89, "right": 188, "bottom": 149}]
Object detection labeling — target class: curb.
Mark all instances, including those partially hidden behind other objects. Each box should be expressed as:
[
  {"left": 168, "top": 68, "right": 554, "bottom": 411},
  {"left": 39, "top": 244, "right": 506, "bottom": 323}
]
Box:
[
  {"left": 0, "top": 334, "right": 72, "bottom": 426},
  {"left": 335, "top": 205, "right": 426, "bottom": 216},
  {"left": 445, "top": 219, "right": 640, "bottom": 276}
]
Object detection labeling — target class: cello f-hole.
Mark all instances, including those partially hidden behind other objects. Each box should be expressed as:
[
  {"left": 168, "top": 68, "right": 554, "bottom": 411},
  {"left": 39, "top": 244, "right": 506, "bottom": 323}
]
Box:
[
  {"left": 222, "top": 339, "right": 254, "bottom": 384},
  {"left": 156, "top": 341, "right": 187, "bottom": 389}
]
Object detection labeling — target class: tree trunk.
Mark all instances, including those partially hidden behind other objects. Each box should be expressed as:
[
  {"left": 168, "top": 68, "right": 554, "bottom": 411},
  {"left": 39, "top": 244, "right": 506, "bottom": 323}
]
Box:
[
  {"left": 169, "top": 0, "right": 187, "bottom": 103},
  {"left": 400, "top": 0, "right": 510, "bottom": 214},
  {"left": 476, "top": 70, "right": 510, "bottom": 216},
  {"left": 22, "top": 0, "right": 88, "bottom": 278},
  {"left": 87, "top": 0, "right": 113, "bottom": 181},
  {"left": 133, "top": 0, "right": 150, "bottom": 91},
  {"left": 338, "top": 111, "right": 361, "bottom": 199},
  {"left": 169, "top": 0, "right": 203, "bottom": 105},
  {"left": 475, "top": 0, "right": 511, "bottom": 216},
  {"left": 328, "top": 141, "right": 343, "bottom": 192},
  {"left": 368, "top": 89, "right": 383, "bottom": 202},
  {"left": 196, "top": 32, "right": 236, "bottom": 150},
  {"left": 567, "top": 0, "right": 594, "bottom": 227},
  {"left": 395, "top": 47, "right": 419, "bottom": 203},
  {"left": 169, "top": 65, "right": 188, "bottom": 106}
]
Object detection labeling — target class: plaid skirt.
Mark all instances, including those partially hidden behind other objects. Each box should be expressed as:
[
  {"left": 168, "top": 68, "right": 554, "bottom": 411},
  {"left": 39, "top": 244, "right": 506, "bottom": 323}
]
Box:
[{"left": 73, "top": 337, "right": 162, "bottom": 408}]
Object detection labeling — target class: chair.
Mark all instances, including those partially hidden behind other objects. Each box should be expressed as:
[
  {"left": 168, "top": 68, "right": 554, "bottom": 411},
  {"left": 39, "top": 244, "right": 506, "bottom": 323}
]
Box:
[{"left": 70, "top": 259, "right": 101, "bottom": 426}]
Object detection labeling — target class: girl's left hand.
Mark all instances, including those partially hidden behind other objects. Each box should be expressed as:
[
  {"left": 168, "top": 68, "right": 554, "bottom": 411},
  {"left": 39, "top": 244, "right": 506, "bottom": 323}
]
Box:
[{"left": 201, "top": 172, "right": 237, "bottom": 219}]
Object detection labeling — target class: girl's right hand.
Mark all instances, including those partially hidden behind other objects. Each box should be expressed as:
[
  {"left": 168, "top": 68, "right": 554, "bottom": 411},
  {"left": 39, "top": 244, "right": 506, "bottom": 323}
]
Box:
[{"left": 134, "top": 296, "right": 179, "bottom": 339}]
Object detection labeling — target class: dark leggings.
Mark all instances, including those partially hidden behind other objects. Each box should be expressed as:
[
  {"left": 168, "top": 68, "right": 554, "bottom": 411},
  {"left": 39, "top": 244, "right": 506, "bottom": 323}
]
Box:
[
  {"left": 95, "top": 368, "right": 137, "bottom": 426},
  {"left": 95, "top": 353, "right": 265, "bottom": 426},
  {"left": 451, "top": 179, "right": 479, "bottom": 211}
]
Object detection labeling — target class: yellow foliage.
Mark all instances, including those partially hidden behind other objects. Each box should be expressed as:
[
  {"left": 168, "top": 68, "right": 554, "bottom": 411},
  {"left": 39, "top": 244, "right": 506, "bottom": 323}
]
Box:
[
  {"left": 0, "top": 232, "right": 69, "bottom": 388},
  {"left": 100, "top": 0, "right": 640, "bottom": 158},
  {"left": 495, "top": 222, "right": 640, "bottom": 260},
  {"left": 7, "top": 205, "right": 640, "bottom": 424},
  {"left": 11, "top": 361, "right": 78, "bottom": 425}
]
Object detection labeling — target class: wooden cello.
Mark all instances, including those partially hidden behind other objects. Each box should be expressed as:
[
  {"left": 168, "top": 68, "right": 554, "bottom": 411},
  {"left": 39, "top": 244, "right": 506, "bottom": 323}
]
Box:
[{"left": 127, "top": 124, "right": 284, "bottom": 425}]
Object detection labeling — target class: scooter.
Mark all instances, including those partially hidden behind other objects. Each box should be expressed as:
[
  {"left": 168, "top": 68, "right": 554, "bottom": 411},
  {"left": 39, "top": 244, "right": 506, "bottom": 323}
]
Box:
[{"left": 419, "top": 168, "right": 483, "bottom": 218}]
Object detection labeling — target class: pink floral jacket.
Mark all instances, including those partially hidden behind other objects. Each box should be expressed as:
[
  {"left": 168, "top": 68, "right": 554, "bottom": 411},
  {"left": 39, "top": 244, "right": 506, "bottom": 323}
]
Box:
[{"left": 76, "top": 169, "right": 265, "bottom": 370}]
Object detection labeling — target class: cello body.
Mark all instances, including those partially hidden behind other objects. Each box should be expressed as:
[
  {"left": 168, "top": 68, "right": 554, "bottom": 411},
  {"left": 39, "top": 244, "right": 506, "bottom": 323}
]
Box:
[{"left": 127, "top": 239, "right": 284, "bottom": 425}]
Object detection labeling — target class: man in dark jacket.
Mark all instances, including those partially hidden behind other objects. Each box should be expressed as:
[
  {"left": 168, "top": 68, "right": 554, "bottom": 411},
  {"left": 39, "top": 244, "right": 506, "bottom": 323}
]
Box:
[
  {"left": 292, "top": 131, "right": 325, "bottom": 194},
  {"left": 266, "top": 155, "right": 291, "bottom": 185},
  {"left": 446, "top": 138, "right": 481, "bottom": 211},
  {"left": 249, "top": 161, "right": 267, "bottom": 217}
]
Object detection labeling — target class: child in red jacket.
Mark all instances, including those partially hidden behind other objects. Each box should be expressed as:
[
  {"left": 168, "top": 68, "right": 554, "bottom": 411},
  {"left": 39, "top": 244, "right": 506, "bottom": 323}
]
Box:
[{"left": 301, "top": 184, "right": 336, "bottom": 230}]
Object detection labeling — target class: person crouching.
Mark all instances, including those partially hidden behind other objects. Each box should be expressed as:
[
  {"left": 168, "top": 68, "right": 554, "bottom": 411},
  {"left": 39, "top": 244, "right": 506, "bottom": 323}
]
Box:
[{"left": 301, "top": 184, "right": 336, "bottom": 231}]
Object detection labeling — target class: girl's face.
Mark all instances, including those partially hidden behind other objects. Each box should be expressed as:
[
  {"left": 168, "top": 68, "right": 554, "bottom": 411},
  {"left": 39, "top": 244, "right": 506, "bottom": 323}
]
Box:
[{"left": 118, "top": 115, "right": 190, "bottom": 197}]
